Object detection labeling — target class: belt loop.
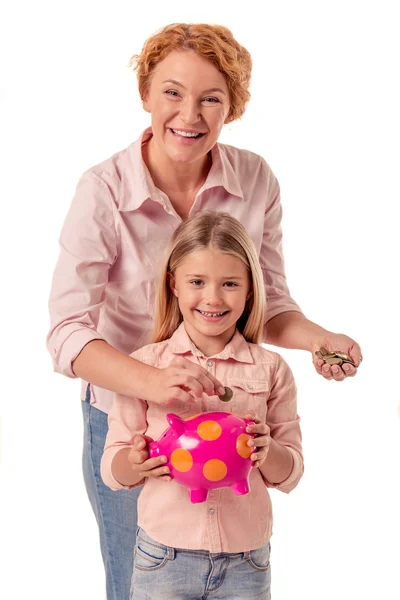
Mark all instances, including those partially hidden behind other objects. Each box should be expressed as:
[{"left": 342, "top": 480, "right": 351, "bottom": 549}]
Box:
[
  {"left": 168, "top": 546, "right": 175, "bottom": 560},
  {"left": 243, "top": 550, "right": 250, "bottom": 560}
]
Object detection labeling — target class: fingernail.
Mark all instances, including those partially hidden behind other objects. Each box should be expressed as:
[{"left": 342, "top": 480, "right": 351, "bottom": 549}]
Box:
[
  {"left": 343, "top": 364, "right": 350, "bottom": 371},
  {"left": 218, "top": 387, "right": 225, "bottom": 395},
  {"left": 248, "top": 440, "right": 254, "bottom": 447},
  {"left": 323, "top": 365, "right": 330, "bottom": 372},
  {"left": 161, "top": 456, "right": 167, "bottom": 463},
  {"left": 332, "top": 367, "right": 339, "bottom": 374}
]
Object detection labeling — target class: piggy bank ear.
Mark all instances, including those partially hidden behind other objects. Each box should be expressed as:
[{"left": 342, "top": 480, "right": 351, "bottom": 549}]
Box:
[{"left": 166, "top": 413, "right": 186, "bottom": 437}]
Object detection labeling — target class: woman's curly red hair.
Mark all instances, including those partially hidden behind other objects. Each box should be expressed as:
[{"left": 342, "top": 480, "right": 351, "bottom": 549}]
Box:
[{"left": 129, "top": 23, "right": 252, "bottom": 123}]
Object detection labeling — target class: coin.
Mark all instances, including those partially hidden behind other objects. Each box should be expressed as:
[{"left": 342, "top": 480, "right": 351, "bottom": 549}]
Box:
[
  {"left": 324, "top": 356, "right": 343, "bottom": 365},
  {"left": 218, "top": 386, "right": 233, "bottom": 402}
]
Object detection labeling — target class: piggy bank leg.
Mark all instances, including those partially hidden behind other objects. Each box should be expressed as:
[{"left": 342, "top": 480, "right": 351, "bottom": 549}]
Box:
[
  {"left": 231, "top": 480, "right": 250, "bottom": 496},
  {"left": 189, "top": 489, "right": 208, "bottom": 503}
]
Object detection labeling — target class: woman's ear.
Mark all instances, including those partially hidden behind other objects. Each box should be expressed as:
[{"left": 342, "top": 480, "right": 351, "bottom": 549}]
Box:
[{"left": 168, "top": 272, "right": 179, "bottom": 297}]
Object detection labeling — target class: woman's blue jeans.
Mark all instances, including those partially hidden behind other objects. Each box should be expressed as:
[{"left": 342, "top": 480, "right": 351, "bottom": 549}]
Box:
[{"left": 82, "top": 385, "right": 142, "bottom": 600}]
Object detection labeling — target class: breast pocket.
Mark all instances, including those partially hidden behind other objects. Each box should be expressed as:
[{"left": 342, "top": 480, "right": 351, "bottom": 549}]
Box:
[{"left": 229, "top": 379, "right": 269, "bottom": 420}]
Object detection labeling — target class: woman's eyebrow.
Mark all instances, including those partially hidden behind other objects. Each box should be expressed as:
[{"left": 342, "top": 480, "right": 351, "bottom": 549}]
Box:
[{"left": 162, "top": 79, "right": 227, "bottom": 95}]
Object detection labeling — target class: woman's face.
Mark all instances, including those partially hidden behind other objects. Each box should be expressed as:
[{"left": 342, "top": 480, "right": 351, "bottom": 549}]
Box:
[{"left": 143, "top": 50, "right": 231, "bottom": 167}]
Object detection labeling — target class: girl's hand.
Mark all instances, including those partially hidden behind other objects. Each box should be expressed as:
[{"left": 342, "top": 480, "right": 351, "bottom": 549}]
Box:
[
  {"left": 147, "top": 357, "right": 225, "bottom": 406},
  {"left": 312, "top": 333, "right": 363, "bottom": 382},
  {"left": 128, "top": 434, "right": 171, "bottom": 482},
  {"left": 244, "top": 414, "right": 271, "bottom": 468}
]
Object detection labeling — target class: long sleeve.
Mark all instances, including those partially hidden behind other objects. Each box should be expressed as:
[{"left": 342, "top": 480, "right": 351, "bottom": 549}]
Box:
[
  {"left": 46, "top": 172, "right": 118, "bottom": 378},
  {"left": 264, "top": 354, "right": 304, "bottom": 493},
  {"left": 259, "top": 160, "right": 303, "bottom": 323}
]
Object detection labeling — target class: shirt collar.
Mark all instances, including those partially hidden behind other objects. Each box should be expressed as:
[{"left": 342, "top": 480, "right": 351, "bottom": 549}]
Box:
[
  {"left": 168, "top": 322, "right": 254, "bottom": 364},
  {"left": 119, "top": 127, "right": 244, "bottom": 212}
]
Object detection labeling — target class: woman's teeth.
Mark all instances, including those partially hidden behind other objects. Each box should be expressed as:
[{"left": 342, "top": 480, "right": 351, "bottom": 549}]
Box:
[{"left": 171, "top": 129, "right": 202, "bottom": 138}]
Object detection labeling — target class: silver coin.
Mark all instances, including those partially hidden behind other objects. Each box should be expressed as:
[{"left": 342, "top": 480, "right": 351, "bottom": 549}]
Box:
[{"left": 218, "top": 386, "right": 233, "bottom": 402}]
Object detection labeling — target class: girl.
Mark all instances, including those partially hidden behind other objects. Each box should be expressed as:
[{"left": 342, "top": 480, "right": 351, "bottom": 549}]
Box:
[{"left": 101, "top": 212, "right": 303, "bottom": 600}]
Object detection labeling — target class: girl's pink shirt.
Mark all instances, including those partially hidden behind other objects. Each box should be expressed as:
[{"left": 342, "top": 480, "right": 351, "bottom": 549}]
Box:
[
  {"left": 47, "top": 128, "right": 302, "bottom": 413},
  {"left": 101, "top": 323, "right": 304, "bottom": 553}
]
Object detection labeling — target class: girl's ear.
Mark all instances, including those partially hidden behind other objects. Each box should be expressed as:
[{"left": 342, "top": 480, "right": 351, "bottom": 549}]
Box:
[{"left": 168, "top": 272, "right": 179, "bottom": 297}]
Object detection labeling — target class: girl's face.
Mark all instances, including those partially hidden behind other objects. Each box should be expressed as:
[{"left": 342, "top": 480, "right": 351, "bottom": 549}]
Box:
[
  {"left": 169, "top": 248, "right": 250, "bottom": 356},
  {"left": 142, "top": 50, "right": 231, "bottom": 167}
]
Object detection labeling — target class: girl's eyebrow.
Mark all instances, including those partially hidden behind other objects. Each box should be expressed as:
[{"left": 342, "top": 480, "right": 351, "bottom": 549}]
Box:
[
  {"left": 184, "top": 274, "right": 244, "bottom": 280},
  {"left": 162, "top": 79, "right": 227, "bottom": 95}
]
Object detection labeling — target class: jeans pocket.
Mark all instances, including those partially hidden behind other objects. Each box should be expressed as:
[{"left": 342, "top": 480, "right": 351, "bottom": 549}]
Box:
[
  {"left": 134, "top": 537, "right": 170, "bottom": 572},
  {"left": 246, "top": 541, "right": 271, "bottom": 571}
]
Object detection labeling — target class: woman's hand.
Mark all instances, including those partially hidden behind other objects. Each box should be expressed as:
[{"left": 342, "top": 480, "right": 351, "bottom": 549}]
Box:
[
  {"left": 312, "top": 333, "right": 363, "bottom": 382},
  {"left": 146, "top": 357, "right": 225, "bottom": 406},
  {"left": 244, "top": 414, "right": 271, "bottom": 468},
  {"left": 128, "top": 435, "right": 171, "bottom": 482}
]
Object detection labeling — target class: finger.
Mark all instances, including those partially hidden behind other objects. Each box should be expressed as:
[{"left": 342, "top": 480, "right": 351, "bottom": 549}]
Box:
[
  {"left": 196, "top": 371, "right": 223, "bottom": 396},
  {"left": 132, "top": 434, "right": 147, "bottom": 449},
  {"left": 348, "top": 343, "right": 363, "bottom": 367},
  {"left": 173, "top": 374, "right": 204, "bottom": 398},
  {"left": 341, "top": 363, "right": 357, "bottom": 378},
  {"left": 164, "top": 386, "right": 196, "bottom": 405},
  {"left": 248, "top": 435, "right": 270, "bottom": 448},
  {"left": 321, "top": 364, "right": 334, "bottom": 380},
  {"left": 331, "top": 365, "right": 346, "bottom": 382},
  {"left": 243, "top": 413, "right": 258, "bottom": 423},
  {"left": 129, "top": 448, "right": 149, "bottom": 465},
  {"left": 141, "top": 456, "right": 168, "bottom": 471},
  {"left": 142, "top": 465, "right": 171, "bottom": 478},
  {"left": 246, "top": 423, "right": 267, "bottom": 434},
  {"left": 313, "top": 358, "right": 325, "bottom": 375}
]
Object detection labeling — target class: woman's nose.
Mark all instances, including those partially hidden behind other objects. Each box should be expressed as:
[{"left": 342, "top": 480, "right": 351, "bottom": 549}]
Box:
[{"left": 179, "top": 98, "right": 201, "bottom": 126}]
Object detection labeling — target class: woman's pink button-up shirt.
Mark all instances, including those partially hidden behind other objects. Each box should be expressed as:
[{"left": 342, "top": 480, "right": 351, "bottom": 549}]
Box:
[
  {"left": 47, "top": 128, "right": 302, "bottom": 413},
  {"left": 101, "top": 323, "right": 304, "bottom": 553}
]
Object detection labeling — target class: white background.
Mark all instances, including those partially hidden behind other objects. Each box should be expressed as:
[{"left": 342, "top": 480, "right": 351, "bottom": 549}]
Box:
[{"left": 1, "top": 1, "right": 400, "bottom": 599}]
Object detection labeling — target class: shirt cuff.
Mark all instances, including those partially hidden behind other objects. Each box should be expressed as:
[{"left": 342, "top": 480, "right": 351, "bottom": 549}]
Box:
[
  {"left": 53, "top": 329, "right": 106, "bottom": 378},
  {"left": 264, "top": 447, "right": 304, "bottom": 494}
]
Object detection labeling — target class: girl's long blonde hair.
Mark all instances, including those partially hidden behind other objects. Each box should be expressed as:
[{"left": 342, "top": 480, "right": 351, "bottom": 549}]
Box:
[{"left": 153, "top": 212, "right": 266, "bottom": 344}]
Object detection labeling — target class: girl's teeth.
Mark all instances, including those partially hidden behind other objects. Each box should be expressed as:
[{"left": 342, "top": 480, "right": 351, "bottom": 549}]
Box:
[
  {"left": 199, "top": 311, "right": 224, "bottom": 317},
  {"left": 172, "top": 129, "right": 201, "bottom": 138}
]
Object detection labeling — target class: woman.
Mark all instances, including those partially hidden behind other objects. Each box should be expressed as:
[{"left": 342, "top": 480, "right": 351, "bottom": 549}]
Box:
[{"left": 47, "top": 23, "right": 362, "bottom": 600}]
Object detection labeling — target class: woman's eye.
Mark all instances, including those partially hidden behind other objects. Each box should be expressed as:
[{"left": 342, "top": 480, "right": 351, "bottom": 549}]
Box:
[
  {"left": 203, "top": 97, "right": 219, "bottom": 103},
  {"left": 165, "top": 90, "right": 179, "bottom": 98}
]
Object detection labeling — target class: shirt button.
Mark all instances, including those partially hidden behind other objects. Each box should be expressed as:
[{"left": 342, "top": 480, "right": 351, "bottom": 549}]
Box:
[
  {"left": 206, "top": 360, "right": 213, "bottom": 368},
  {"left": 208, "top": 508, "right": 215, "bottom": 515},
  {"left": 247, "top": 384, "right": 254, "bottom": 390}
]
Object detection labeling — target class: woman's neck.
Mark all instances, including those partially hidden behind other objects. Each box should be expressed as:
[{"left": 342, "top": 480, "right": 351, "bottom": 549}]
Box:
[{"left": 142, "top": 137, "right": 212, "bottom": 198}]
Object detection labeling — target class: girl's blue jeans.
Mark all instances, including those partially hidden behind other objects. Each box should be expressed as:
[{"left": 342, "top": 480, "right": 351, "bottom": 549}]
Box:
[
  {"left": 82, "top": 386, "right": 142, "bottom": 600},
  {"left": 132, "top": 527, "right": 271, "bottom": 599}
]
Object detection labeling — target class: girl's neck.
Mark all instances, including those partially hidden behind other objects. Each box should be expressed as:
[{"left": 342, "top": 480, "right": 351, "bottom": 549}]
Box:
[{"left": 184, "top": 321, "right": 237, "bottom": 358}]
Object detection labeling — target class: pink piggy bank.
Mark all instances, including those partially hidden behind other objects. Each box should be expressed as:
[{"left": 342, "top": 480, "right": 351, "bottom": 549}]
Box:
[{"left": 148, "top": 411, "right": 256, "bottom": 504}]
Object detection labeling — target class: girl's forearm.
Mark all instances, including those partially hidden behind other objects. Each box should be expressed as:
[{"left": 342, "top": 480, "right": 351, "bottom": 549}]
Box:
[
  {"left": 111, "top": 448, "right": 143, "bottom": 487},
  {"left": 259, "top": 439, "right": 294, "bottom": 484},
  {"left": 264, "top": 311, "right": 329, "bottom": 352},
  {"left": 72, "top": 339, "right": 155, "bottom": 398}
]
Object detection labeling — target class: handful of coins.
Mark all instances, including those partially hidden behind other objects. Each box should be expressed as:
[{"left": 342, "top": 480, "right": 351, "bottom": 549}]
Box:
[{"left": 315, "top": 347, "right": 355, "bottom": 367}]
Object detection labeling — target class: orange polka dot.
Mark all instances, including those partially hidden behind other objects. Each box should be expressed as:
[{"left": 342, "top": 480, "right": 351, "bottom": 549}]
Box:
[
  {"left": 197, "top": 420, "right": 222, "bottom": 441},
  {"left": 203, "top": 459, "right": 228, "bottom": 482},
  {"left": 236, "top": 434, "right": 253, "bottom": 459},
  {"left": 171, "top": 448, "right": 193, "bottom": 472}
]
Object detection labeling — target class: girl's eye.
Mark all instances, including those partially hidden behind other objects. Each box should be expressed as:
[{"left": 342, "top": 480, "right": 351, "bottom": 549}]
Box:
[
  {"left": 190, "top": 280, "right": 203, "bottom": 286},
  {"left": 223, "top": 281, "right": 238, "bottom": 287}
]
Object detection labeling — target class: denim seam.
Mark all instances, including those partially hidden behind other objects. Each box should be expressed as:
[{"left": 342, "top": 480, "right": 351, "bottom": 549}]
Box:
[{"left": 87, "top": 404, "right": 118, "bottom": 600}]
